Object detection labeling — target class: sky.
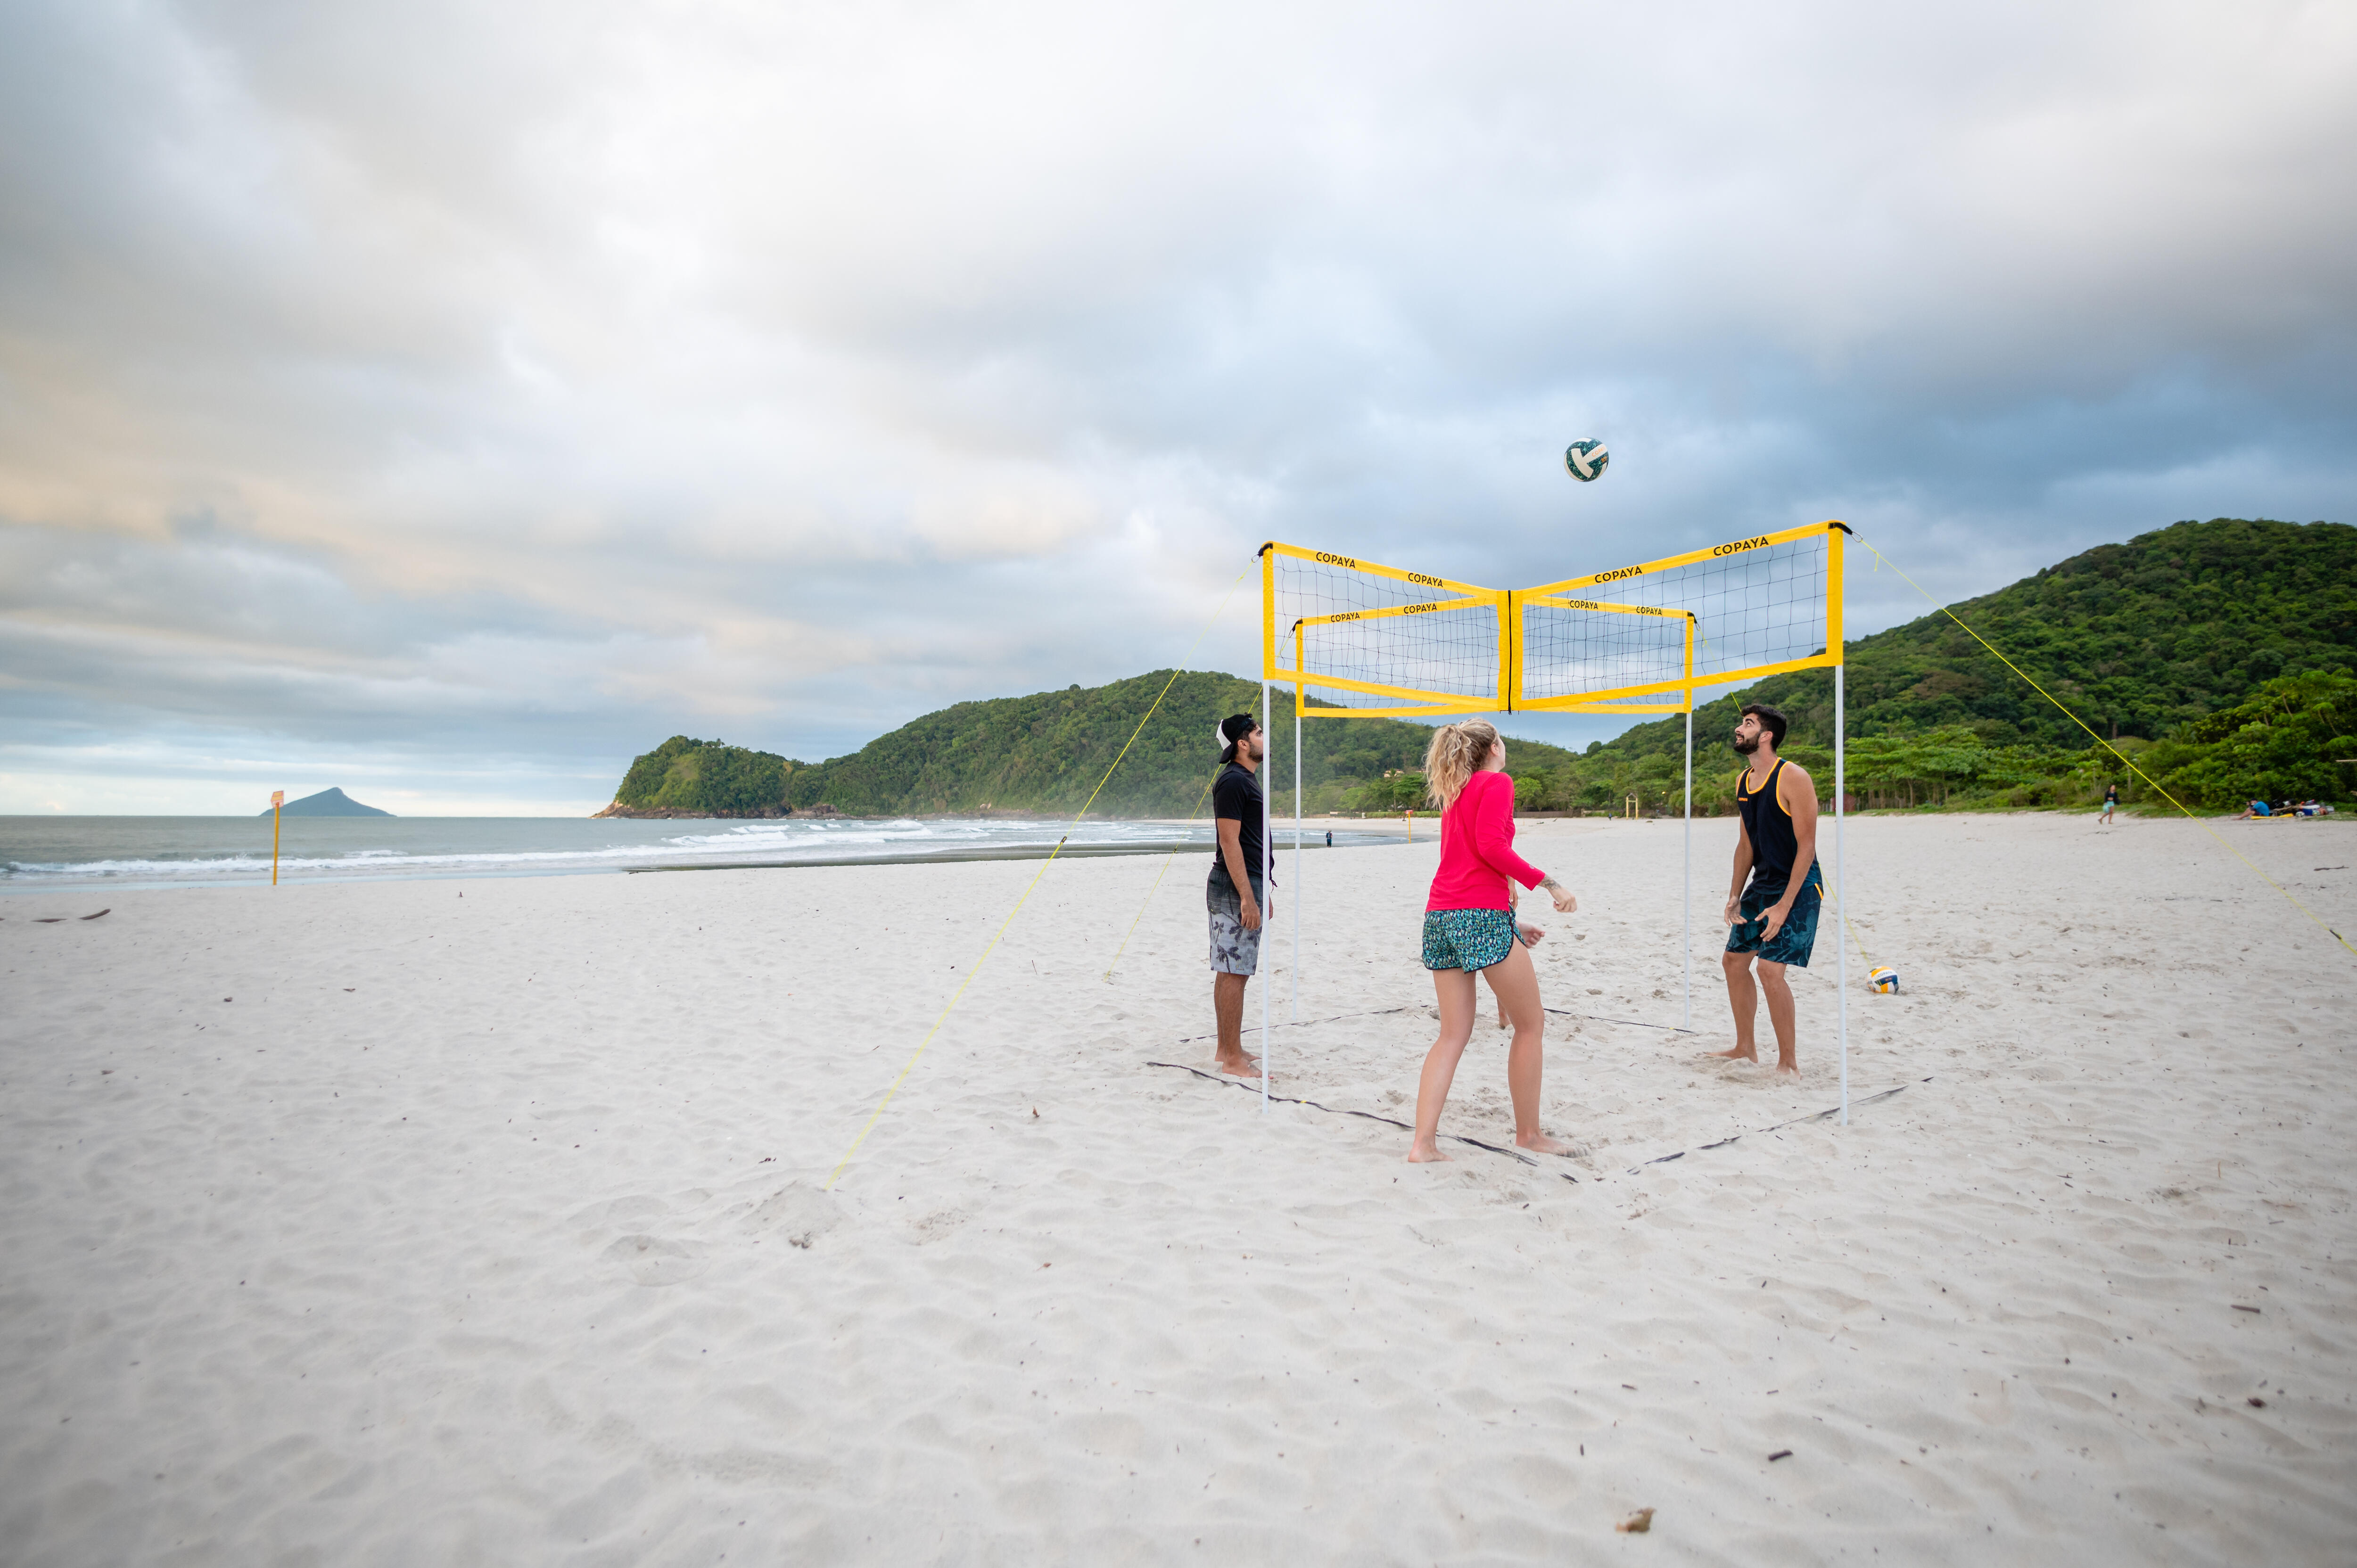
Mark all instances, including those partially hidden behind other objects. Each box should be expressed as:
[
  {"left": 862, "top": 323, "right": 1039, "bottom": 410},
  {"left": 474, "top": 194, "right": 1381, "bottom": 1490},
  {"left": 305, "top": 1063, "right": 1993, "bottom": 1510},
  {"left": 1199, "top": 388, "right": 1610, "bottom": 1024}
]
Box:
[{"left": 2, "top": 0, "right": 2351, "bottom": 815}]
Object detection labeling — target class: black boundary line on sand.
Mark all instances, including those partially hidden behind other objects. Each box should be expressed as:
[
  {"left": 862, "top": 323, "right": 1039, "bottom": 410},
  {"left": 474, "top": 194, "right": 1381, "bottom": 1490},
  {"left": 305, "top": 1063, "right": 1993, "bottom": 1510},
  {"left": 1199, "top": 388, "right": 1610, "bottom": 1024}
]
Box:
[
  {"left": 1146, "top": 1051, "right": 1936, "bottom": 1184},
  {"left": 1142, "top": 1059, "right": 1570, "bottom": 1179},
  {"left": 1167, "top": 1005, "right": 1699, "bottom": 1049},
  {"left": 1622, "top": 1078, "right": 1934, "bottom": 1174},
  {"left": 1546, "top": 1006, "right": 1699, "bottom": 1035},
  {"left": 1166, "top": 1005, "right": 1417, "bottom": 1046}
]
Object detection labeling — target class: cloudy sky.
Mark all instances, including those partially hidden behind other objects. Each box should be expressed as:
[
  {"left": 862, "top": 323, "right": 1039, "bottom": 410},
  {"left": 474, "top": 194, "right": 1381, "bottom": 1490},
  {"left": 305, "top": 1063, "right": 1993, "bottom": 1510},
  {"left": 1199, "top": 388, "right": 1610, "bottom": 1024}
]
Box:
[{"left": 3, "top": 1, "right": 2351, "bottom": 814}]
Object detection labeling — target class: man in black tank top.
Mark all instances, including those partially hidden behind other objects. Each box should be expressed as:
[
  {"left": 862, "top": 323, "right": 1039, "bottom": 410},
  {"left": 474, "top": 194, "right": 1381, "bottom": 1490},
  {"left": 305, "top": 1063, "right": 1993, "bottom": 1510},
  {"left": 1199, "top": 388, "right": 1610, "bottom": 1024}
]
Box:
[{"left": 1713, "top": 703, "right": 1824, "bottom": 1075}]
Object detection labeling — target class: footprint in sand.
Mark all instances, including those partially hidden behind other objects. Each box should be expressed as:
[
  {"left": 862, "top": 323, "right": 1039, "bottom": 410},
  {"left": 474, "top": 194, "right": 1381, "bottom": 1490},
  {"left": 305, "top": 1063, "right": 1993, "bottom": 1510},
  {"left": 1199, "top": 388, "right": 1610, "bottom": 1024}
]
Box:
[
  {"left": 743, "top": 1182, "right": 841, "bottom": 1250},
  {"left": 602, "top": 1234, "right": 709, "bottom": 1286}
]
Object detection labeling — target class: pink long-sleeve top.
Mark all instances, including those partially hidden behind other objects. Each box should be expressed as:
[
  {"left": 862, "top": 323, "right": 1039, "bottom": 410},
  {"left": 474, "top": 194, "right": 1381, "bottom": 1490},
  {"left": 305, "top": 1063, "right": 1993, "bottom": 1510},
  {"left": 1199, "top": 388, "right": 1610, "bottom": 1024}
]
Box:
[{"left": 1425, "top": 769, "right": 1547, "bottom": 911}]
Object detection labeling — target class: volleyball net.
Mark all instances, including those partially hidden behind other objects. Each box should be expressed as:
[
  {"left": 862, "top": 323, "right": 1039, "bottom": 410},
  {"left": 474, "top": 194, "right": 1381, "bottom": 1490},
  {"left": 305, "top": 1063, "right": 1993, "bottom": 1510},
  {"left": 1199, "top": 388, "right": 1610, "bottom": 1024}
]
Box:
[
  {"left": 1260, "top": 520, "right": 1854, "bottom": 1119},
  {"left": 1262, "top": 547, "right": 1506, "bottom": 716},
  {"left": 1263, "top": 522, "right": 1846, "bottom": 714}
]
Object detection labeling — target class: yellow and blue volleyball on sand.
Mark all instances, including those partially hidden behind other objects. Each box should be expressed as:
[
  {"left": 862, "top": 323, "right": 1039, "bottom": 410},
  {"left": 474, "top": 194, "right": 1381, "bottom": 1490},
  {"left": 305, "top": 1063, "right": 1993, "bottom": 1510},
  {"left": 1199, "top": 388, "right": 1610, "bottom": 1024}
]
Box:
[{"left": 1870, "top": 965, "right": 1899, "bottom": 993}]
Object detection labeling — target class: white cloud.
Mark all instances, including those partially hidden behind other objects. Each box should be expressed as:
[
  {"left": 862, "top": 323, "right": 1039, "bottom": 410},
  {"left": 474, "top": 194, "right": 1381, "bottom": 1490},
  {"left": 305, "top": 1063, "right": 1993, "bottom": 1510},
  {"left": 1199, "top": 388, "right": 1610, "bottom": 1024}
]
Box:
[{"left": 0, "top": 0, "right": 2350, "bottom": 810}]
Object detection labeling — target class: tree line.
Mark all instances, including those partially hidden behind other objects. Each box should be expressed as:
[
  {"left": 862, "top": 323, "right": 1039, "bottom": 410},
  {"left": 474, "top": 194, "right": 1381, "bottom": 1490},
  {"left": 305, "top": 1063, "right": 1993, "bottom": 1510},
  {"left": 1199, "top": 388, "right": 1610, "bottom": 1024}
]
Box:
[{"left": 1335, "top": 669, "right": 2355, "bottom": 817}]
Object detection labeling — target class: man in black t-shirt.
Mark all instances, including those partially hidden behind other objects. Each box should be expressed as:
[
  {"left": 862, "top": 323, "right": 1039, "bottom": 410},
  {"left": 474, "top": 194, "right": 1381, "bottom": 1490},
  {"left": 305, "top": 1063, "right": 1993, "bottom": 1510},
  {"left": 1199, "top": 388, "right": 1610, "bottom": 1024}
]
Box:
[{"left": 1208, "top": 713, "right": 1272, "bottom": 1077}]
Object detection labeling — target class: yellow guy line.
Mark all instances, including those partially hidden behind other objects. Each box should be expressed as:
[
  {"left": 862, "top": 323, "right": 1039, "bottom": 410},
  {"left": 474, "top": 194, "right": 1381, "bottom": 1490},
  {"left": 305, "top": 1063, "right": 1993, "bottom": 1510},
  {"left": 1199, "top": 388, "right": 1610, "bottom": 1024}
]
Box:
[
  {"left": 1101, "top": 770, "right": 1221, "bottom": 983},
  {"left": 824, "top": 563, "right": 1257, "bottom": 1189},
  {"left": 1825, "top": 890, "right": 1877, "bottom": 970},
  {"left": 1854, "top": 535, "right": 2356, "bottom": 961}
]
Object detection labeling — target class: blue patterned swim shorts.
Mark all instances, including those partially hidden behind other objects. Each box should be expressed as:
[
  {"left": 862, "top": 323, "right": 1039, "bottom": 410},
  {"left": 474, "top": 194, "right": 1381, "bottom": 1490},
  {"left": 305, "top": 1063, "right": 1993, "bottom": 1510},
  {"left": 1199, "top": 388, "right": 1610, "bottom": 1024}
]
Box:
[
  {"left": 1422, "top": 907, "right": 1518, "bottom": 972},
  {"left": 1724, "top": 878, "right": 1821, "bottom": 968}
]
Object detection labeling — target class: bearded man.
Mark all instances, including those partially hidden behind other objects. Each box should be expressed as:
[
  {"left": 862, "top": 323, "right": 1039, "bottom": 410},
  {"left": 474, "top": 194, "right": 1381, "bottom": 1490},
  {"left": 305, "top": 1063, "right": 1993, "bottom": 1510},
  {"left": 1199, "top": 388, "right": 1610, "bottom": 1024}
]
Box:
[{"left": 1713, "top": 702, "right": 1823, "bottom": 1075}]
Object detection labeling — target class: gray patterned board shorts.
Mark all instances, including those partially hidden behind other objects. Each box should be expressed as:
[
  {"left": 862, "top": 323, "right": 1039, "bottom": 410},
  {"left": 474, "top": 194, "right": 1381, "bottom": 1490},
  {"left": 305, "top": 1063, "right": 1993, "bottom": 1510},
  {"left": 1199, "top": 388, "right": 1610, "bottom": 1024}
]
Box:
[
  {"left": 1422, "top": 907, "right": 1519, "bottom": 972},
  {"left": 1207, "top": 880, "right": 1269, "bottom": 976}
]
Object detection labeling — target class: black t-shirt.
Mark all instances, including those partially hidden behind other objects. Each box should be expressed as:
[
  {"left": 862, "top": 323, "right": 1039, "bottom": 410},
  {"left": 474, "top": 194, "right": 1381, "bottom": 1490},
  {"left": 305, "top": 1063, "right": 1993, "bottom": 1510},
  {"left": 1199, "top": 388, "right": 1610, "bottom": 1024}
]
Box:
[{"left": 1208, "top": 762, "right": 1269, "bottom": 895}]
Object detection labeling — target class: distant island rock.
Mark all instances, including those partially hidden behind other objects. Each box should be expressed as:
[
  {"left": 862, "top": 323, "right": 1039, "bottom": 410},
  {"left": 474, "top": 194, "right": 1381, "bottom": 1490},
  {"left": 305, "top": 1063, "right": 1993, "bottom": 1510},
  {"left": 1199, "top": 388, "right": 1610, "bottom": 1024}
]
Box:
[{"left": 262, "top": 788, "right": 394, "bottom": 818}]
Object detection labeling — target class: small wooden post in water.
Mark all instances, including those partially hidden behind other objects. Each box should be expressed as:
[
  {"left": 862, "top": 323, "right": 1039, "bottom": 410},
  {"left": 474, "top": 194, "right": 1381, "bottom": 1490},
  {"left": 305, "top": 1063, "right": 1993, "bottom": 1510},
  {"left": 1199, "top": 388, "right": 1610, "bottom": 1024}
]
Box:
[{"left": 270, "top": 790, "right": 283, "bottom": 886}]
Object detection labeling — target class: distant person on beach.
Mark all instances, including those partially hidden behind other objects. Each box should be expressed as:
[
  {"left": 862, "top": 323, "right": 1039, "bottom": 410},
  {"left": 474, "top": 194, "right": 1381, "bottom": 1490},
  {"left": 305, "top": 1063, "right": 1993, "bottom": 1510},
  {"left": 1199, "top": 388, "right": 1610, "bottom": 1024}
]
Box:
[
  {"left": 2237, "top": 798, "right": 2273, "bottom": 819},
  {"left": 1208, "top": 714, "right": 1272, "bottom": 1078},
  {"left": 2101, "top": 782, "right": 2118, "bottom": 825},
  {"left": 1408, "top": 720, "right": 1581, "bottom": 1163},
  {"left": 1715, "top": 703, "right": 1823, "bottom": 1076}
]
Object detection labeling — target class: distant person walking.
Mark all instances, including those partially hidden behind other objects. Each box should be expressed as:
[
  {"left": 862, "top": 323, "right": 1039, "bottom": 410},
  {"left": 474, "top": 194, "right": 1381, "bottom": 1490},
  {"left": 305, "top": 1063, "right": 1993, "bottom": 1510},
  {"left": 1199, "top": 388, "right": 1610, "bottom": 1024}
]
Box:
[
  {"left": 1714, "top": 703, "right": 1823, "bottom": 1076},
  {"left": 1207, "top": 714, "right": 1272, "bottom": 1078},
  {"left": 2101, "top": 782, "right": 2118, "bottom": 825},
  {"left": 1408, "top": 720, "right": 1581, "bottom": 1163}
]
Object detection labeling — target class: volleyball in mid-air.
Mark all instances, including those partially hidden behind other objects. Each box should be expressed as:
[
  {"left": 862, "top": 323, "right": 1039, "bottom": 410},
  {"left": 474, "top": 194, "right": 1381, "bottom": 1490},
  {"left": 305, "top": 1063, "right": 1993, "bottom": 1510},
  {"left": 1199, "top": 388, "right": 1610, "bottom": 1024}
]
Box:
[
  {"left": 1564, "top": 439, "right": 1609, "bottom": 482},
  {"left": 1870, "top": 965, "right": 1899, "bottom": 994}
]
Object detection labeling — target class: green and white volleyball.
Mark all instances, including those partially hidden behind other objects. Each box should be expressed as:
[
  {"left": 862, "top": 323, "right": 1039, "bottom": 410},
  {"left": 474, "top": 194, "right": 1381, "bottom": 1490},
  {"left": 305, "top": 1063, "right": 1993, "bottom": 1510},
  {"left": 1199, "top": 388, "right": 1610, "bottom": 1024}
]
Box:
[{"left": 1564, "top": 440, "right": 1609, "bottom": 482}]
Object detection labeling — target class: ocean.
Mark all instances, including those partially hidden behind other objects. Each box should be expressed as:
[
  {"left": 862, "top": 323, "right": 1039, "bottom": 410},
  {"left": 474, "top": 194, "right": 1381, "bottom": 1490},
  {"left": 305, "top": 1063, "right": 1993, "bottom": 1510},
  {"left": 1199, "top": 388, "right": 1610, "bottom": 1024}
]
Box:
[{"left": 0, "top": 815, "right": 1395, "bottom": 892}]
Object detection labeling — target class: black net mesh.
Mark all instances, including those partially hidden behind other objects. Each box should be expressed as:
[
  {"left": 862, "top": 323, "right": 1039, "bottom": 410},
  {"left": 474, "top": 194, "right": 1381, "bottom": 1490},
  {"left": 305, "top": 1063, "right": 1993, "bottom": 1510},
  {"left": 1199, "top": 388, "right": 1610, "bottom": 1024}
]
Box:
[
  {"left": 1269, "top": 529, "right": 1834, "bottom": 714},
  {"left": 1271, "top": 551, "right": 1501, "bottom": 713},
  {"left": 1521, "top": 531, "right": 1833, "bottom": 706},
  {"left": 1519, "top": 600, "right": 1691, "bottom": 709}
]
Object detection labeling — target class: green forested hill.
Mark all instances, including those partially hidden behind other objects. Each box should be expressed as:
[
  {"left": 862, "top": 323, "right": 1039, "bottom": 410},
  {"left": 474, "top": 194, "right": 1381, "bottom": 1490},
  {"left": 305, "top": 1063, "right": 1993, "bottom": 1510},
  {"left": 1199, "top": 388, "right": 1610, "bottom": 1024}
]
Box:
[
  {"left": 1592, "top": 517, "right": 2355, "bottom": 763},
  {"left": 778, "top": 670, "right": 1579, "bottom": 817},
  {"left": 608, "top": 736, "right": 794, "bottom": 815},
  {"left": 1523, "top": 517, "right": 2357, "bottom": 813},
  {"left": 610, "top": 517, "right": 2354, "bottom": 819}
]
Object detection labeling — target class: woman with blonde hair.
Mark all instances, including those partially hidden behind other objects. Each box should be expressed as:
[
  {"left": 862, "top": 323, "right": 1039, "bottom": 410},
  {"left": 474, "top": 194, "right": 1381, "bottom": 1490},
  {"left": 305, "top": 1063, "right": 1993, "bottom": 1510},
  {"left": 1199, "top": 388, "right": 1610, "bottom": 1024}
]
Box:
[{"left": 1410, "top": 720, "right": 1580, "bottom": 1162}]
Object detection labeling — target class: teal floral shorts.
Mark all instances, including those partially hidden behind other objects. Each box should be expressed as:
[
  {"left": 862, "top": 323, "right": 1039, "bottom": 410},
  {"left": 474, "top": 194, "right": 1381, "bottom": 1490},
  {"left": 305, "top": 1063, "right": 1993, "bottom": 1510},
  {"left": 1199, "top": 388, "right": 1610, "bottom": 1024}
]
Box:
[{"left": 1422, "top": 907, "right": 1518, "bottom": 971}]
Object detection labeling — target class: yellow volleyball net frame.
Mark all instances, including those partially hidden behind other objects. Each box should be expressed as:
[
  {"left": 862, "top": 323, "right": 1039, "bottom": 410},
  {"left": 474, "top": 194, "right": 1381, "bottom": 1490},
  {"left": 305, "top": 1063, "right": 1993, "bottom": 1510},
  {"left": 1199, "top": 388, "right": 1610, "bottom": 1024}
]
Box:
[
  {"left": 1261, "top": 520, "right": 1846, "bottom": 715},
  {"left": 1253, "top": 520, "right": 1855, "bottom": 1120}
]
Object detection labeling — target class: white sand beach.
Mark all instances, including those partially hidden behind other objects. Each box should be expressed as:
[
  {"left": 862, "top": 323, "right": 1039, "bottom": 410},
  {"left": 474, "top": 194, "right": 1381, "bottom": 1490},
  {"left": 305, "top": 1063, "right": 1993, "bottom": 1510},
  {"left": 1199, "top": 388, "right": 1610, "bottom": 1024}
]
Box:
[{"left": 3, "top": 813, "right": 2353, "bottom": 1563}]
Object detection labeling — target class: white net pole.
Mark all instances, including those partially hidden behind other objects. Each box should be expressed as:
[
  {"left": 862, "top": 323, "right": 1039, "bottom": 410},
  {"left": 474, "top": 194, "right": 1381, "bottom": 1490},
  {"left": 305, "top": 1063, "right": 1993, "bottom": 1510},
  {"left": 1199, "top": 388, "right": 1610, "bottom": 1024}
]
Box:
[
  {"left": 1293, "top": 701, "right": 1302, "bottom": 1022},
  {"left": 1683, "top": 706, "right": 1693, "bottom": 1030},
  {"left": 1261, "top": 677, "right": 1272, "bottom": 1113},
  {"left": 1836, "top": 663, "right": 1848, "bottom": 1126}
]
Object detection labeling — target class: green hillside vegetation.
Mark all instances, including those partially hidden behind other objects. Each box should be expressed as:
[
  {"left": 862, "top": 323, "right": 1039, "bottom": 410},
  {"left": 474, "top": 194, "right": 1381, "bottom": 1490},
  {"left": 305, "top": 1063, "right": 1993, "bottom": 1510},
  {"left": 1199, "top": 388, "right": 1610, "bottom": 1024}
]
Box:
[
  {"left": 1500, "top": 518, "right": 2356, "bottom": 815},
  {"left": 2136, "top": 671, "right": 2357, "bottom": 809},
  {"left": 614, "top": 736, "right": 794, "bottom": 814},
  {"left": 777, "top": 671, "right": 1581, "bottom": 818}
]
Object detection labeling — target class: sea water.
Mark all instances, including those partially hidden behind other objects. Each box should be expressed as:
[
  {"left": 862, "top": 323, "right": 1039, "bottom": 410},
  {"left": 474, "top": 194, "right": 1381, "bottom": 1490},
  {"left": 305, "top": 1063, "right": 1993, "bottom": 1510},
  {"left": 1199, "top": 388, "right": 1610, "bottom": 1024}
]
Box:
[{"left": 0, "top": 816, "right": 1393, "bottom": 892}]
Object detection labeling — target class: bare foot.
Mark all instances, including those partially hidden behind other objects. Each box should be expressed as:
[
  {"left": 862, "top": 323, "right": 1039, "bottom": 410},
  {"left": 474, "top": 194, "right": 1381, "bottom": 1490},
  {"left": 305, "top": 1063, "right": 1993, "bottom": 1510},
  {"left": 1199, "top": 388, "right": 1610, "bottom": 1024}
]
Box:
[
  {"left": 1709, "top": 1045, "right": 1758, "bottom": 1063},
  {"left": 1406, "top": 1141, "right": 1452, "bottom": 1163},
  {"left": 1773, "top": 1060, "right": 1800, "bottom": 1077},
  {"left": 1216, "top": 1054, "right": 1264, "bottom": 1079},
  {"left": 1516, "top": 1130, "right": 1576, "bottom": 1156}
]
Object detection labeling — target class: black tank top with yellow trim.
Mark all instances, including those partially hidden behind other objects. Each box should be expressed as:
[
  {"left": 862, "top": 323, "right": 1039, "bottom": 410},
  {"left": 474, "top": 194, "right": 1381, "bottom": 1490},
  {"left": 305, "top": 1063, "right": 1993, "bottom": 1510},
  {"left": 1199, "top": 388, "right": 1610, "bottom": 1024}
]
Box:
[{"left": 1735, "top": 756, "right": 1821, "bottom": 896}]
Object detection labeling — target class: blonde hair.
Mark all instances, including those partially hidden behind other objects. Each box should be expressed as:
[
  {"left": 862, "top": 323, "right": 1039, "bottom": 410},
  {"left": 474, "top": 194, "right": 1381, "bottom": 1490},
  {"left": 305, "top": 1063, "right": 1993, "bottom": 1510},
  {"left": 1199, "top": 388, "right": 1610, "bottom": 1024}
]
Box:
[{"left": 1423, "top": 720, "right": 1501, "bottom": 810}]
